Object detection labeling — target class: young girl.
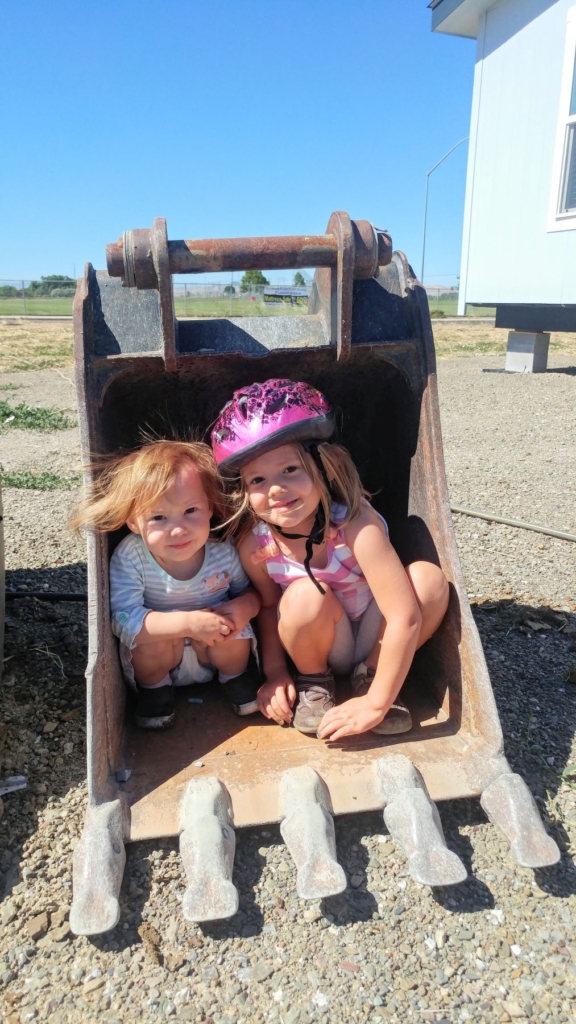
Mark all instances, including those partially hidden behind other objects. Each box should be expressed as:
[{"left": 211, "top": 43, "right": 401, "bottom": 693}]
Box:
[
  {"left": 73, "top": 440, "right": 261, "bottom": 730},
  {"left": 211, "top": 379, "right": 449, "bottom": 740}
]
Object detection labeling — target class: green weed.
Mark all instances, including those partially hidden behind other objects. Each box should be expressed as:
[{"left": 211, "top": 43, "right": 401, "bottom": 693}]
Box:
[
  {"left": 0, "top": 468, "right": 81, "bottom": 490},
  {"left": 0, "top": 400, "right": 75, "bottom": 431}
]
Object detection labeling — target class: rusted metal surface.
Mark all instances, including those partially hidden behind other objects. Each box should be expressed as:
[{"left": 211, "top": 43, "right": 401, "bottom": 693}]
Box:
[
  {"left": 329, "top": 211, "right": 355, "bottom": 360},
  {"left": 0, "top": 483, "right": 4, "bottom": 682},
  {"left": 72, "top": 213, "right": 559, "bottom": 936},
  {"left": 106, "top": 222, "right": 393, "bottom": 286}
]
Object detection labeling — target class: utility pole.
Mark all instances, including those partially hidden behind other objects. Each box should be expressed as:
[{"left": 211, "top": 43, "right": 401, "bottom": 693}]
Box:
[{"left": 421, "top": 137, "right": 468, "bottom": 285}]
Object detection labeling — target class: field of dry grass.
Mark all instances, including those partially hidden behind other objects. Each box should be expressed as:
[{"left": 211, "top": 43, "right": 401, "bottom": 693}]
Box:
[{"left": 0, "top": 317, "right": 574, "bottom": 374}]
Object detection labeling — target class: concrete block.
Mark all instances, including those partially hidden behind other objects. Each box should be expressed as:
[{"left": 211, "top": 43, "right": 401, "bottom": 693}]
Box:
[
  {"left": 280, "top": 766, "right": 346, "bottom": 900},
  {"left": 70, "top": 799, "right": 126, "bottom": 936},
  {"left": 505, "top": 331, "right": 550, "bottom": 373},
  {"left": 376, "top": 755, "right": 467, "bottom": 887},
  {"left": 180, "top": 776, "right": 239, "bottom": 922},
  {"left": 480, "top": 772, "right": 560, "bottom": 868}
]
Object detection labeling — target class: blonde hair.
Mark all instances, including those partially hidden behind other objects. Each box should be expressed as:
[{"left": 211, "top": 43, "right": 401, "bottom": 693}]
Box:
[
  {"left": 226, "top": 441, "right": 369, "bottom": 541},
  {"left": 72, "top": 440, "right": 230, "bottom": 534}
]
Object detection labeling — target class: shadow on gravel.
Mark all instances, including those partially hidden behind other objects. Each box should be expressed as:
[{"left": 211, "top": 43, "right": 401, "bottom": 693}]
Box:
[
  {"left": 3, "top": 576, "right": 576, "bottom": 936},
  {"left": 1, "top": 562, "right": 88, "bottom": 903}
]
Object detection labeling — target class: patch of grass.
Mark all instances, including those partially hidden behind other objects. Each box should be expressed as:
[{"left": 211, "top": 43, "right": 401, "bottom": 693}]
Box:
[
  {"left": 0, "top": 383, "right": 23, "bottom": 391},
  {"left": 175, "top": 295, "right": 307, "bottom": 318},
  {"left": 433, "top": 323, "right": 576, "bottom": 359},
  {"left": 0, "top": 297, "right": 74, "bottom": 315},
  {"left": 1, "top": 468, "right": 82, "bottom": 490},
  {"left": 0, "top": 321, "right": 73, "bottom": 372},
  {"left": 0, "top": 400, "right": 75, "bottom": 431}
]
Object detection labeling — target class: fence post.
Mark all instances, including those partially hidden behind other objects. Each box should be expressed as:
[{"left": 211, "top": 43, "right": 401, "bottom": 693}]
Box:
[
  {"left": 184, "top": 283, "right": 188, "bottom": 317},
  {"left": 22, "top": 281, "right": 26, "bottom": 315}
]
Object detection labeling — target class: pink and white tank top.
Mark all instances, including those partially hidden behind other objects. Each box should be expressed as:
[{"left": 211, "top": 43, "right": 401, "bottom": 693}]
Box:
[{"left": 253, "top": 502, "right": 387, "bottom": 621}]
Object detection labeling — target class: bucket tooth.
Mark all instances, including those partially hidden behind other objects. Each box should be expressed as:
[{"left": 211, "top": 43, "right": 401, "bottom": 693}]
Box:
[
  {"left": 70, "top": 799, "right": 126, "bottom": 936},
  {"left": 480, "top": 772, "right": 560, "bottom": 868},
  {"left": 376, "top": 755, "right": 467, "bottom": 887},
  {"left": 279, "top": 766, "right": 346, "bottom": 900},
  {"left": 180, "top": 777, "right": 239, "bottom": 923}
]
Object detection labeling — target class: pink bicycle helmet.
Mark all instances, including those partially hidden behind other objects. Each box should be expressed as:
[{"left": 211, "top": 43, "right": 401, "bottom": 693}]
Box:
[{"left": 211, "top": 379, "right": 335, "bottom": 475}]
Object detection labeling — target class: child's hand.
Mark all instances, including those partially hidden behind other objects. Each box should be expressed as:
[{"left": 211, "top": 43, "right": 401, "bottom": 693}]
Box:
[
  {"left": 317, "top": 696, "right": 388, "bottom": 741},
  {"left": 257, "top": 672, "right": 297, "bottom": 724},
  {"left": 188, "top": 610, "right": 233, "bottom": 646},
  {"left": 215, "top": 593, "right": 258, "bottom": 637}
]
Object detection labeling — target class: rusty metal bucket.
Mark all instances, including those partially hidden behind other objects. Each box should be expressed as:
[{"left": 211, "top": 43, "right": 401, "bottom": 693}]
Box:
[{"left": 69, "top": 213, "right": 559, "bottom": 936}]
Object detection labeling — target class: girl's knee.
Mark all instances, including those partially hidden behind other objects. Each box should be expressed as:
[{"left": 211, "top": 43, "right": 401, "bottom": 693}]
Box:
[
  {"left": 407, "top": 561, "right": 449, "bottom": 611},
  {"left": 279, "top": 577, "right": 340, "bottom": 624},
  {"left": 133, "top": 638, "right": 182, "bottom": 664}
]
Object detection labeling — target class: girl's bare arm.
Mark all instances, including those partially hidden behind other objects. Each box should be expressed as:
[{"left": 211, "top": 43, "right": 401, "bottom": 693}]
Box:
[
  {"left": 318, "top": 505, "right": 421, "bottom": 740},
  {"left": 134, "top": 609, "right": 233, "bottom": 647},
  {"left": 238, "top": 532, "right": 296, "bottom": 723}
]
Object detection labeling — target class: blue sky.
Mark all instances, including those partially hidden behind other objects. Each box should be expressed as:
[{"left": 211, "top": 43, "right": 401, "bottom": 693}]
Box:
[{"left": 0, "top": 1, "right": 475, "bottom": 286}]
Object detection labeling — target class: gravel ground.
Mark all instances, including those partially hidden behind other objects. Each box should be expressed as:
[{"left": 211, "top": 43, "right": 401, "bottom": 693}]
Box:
[{"left": 1, "top": 352, "right": 575, "bottom": 1024}]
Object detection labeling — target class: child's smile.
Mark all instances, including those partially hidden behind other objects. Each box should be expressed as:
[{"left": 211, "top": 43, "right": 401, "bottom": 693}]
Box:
[
  {"left": 127, "top": 463, "right": 212, "bottom": 579},
  {"left": 243, "top": 444, "right": 321, "bottom": 532}
]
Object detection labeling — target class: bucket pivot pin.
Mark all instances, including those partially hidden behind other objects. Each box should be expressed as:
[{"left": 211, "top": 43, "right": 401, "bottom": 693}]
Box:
[
  {"left": 179, "top": 777, "right": 239, "bottom": 923},
  {"left": 280, "top": 766, "right": 346, "bottom": 900},
  {"left": 70, "top": 799, "right": 126, "bottom": 936},
  {"left": 376, "top": 755, "right": 467, "bottom": 887}
]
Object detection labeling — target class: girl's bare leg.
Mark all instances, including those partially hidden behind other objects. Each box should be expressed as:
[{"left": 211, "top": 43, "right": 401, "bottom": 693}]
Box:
[
  {"left": 277, "top": 577, "right": 343, "bottom": 674},
  {"left": 131, "top": 639, "right": 185, "bottom": 687},
  {"left": 201, "top": 637, "right": 252, "bottom": 676},
  {"left": 364, "top": 561, "right": 449, "bottom": 669}
]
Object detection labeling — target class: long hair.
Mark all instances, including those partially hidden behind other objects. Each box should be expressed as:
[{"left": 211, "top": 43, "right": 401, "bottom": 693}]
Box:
[
  {"left": 225, "top": 441, "right": 370, "bottom": 542},
  {"left": 72, "top": 440, "right": 230, "bottom": 534}
]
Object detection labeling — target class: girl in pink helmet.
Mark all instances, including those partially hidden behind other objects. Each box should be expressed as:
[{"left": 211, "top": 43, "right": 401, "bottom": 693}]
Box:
[{"left": 212, "top": 379, "right": 449, "bottom": 740}]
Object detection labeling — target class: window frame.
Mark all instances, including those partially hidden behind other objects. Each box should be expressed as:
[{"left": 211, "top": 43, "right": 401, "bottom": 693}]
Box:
[{"left": 548, "top": 5, "right": 576, "bottom": 232}]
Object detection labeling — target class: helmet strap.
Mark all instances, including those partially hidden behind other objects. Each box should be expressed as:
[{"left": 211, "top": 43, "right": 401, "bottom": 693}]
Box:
[{"left": 272, "top": 504, "right": 326, "bottom": 595}]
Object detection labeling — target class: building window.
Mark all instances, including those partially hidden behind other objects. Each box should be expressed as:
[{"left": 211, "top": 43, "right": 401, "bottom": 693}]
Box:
[{"left": 548, "top": 8, "right": 576, "bottom": 231}]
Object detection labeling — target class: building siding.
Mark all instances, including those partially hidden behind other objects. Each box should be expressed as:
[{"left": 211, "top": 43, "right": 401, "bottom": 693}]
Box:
[{"left": 458, "top": 0, "right": 576, "bottom": 313}]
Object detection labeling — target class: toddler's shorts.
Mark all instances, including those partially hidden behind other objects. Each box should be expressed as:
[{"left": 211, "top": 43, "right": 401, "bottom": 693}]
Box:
[{"left": 120, "top": 625, "right": 256, "bottom": 692}]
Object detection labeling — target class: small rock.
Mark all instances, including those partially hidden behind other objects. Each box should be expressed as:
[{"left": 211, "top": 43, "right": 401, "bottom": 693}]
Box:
[
  {"left": 50, "top": 908, "right": 69, "bottom": 929},
  {"left": 435, "top": 930, "right": 446, "bottom": 949},
  {"left": 83, "top": 976, "right": 105, "bottom": 994},
  {"left": 502, "top": 1001, "right": 525, "bottom": 1018},
  {"left": 43, "top": 722, "right": 58, "bottom": 733},
  {"left": 49, "top": 922, "right": 71, "bottom": 942},
  {"left": 303, "top": 907, "right": 322, "bottom": 923},
  {"left": 26, "top": 912, "right": 49, "bottom": 940},
  {"left": 251, "top": 962, "right": 274, "bottom": 983},
  {"left": 350, "top": 874, "right": 364, "bottom": 888},
  {"left": 2, "top": 903, "right": 16, "bottom": 927},
  {"left": 59, "top": 708, "right": 81, "bottom": 721},
  {"left": 340, "top": 961, "right": 360, "bottom": 973}
]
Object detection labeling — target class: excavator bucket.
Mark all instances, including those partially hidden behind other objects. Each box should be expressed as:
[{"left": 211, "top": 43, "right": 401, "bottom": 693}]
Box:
[{"left": 69, "top": 214, "right": 559, "bottom": 937}]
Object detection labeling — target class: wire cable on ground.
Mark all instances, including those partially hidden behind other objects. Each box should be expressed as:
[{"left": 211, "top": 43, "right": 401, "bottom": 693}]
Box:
[{"left": 450, "top": 506, "right": 576, "bottom": 543}]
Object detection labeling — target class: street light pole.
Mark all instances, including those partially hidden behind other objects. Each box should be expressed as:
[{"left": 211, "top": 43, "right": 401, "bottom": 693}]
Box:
[{"left": 421, "top": 137, "right": 469, "bottom": 285}]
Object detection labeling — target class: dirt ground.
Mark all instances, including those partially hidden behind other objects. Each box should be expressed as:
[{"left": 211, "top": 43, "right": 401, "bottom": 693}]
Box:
[
  {"left": 0, "top": 317, "right": 575, "bottom": 376},
  {"left": 0, "top": 320, "right": 575, "bottom": 1024}
]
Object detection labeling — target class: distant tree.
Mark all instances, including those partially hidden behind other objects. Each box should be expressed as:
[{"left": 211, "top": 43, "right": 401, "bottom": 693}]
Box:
[
  {"left": 240, "top": 270, "right": 269, "bottom": 293},
  {"left": 26, "top": 275, "right": 76, "bottom": 296},
  {"left": 293, "top": 272, "right": 306, "bottom": 287},
  {"left": 0, "top": 285, "right": 21, "bottom": 297},
  {"left": 223, "top": 285, "right": 236, "bottom": 295}
]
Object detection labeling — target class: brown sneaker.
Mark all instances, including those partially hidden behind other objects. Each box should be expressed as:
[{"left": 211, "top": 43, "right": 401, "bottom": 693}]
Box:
[
  {"left": 293, "top": 669, "right": 336, "bottom": 735},
  {"left": 350, "top": 663, "right": 412, "bottom": 735}
]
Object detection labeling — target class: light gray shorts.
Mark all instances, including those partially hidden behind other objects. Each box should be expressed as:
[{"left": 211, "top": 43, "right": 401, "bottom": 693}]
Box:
[{"left": 328, "top": 598, "right": 383, "bottom": 675}]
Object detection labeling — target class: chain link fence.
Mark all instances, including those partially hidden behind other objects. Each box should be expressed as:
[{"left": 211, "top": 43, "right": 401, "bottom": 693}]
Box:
[{"left": 0, "top": 279, "right": 494, "bottom": 319}]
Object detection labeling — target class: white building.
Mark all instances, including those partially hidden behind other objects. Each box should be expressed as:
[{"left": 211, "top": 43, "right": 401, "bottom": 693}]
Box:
[{"left": 431, "top": 0, "right": 576, "bottom": 334}]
